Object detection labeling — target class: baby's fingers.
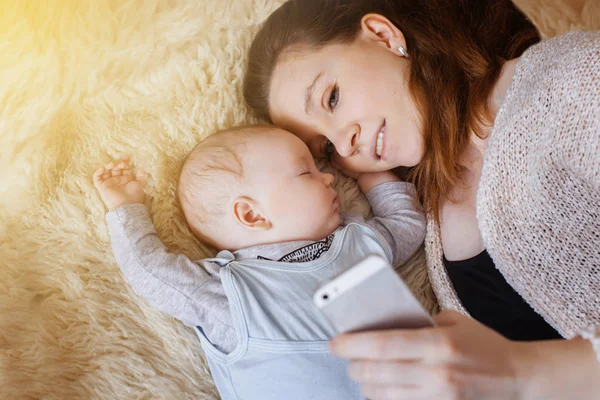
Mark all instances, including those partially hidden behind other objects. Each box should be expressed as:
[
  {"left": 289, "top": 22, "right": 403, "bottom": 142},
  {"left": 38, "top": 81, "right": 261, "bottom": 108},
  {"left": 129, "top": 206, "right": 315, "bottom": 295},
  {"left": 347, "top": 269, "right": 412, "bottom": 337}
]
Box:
[
  {"left": 115, "top": 158, "right": 130, "bottom": 170},
  {"left": 93, "top": 167, "right": 106, "bottom": 182},
  {"left": 135, "top": 169, "right": 148, "bottom": 187},
  {"left": 102, "top": 158, "right": 130, "bottom": 177},
  {"left": 94, "top": 157, "right": 136, "bottom": 182}
]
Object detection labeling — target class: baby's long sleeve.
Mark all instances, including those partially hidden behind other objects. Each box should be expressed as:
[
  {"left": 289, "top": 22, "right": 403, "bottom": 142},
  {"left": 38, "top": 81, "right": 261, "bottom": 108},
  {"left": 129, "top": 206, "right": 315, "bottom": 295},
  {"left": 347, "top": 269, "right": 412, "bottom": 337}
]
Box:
[
  {"left": 105, "top": 203, "right": 237, "bottom": 353},
  {"left": 344, "top": 182, "right": 426, "bottom": 267}
]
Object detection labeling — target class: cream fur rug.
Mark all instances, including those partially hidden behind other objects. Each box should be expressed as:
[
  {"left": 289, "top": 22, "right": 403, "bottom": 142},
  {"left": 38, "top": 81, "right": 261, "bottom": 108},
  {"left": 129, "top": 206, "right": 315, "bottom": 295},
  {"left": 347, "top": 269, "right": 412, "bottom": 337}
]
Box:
[{"left": 1, "top": 0, "right": 596, "bottom": 398}]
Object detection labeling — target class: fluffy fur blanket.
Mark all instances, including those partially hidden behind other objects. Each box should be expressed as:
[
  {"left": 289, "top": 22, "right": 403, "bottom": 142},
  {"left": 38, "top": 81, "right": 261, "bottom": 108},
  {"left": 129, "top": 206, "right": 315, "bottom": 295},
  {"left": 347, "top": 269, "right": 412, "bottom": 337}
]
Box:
[{"left": 1, "top": 0, "right": 596, "bottom": 398}]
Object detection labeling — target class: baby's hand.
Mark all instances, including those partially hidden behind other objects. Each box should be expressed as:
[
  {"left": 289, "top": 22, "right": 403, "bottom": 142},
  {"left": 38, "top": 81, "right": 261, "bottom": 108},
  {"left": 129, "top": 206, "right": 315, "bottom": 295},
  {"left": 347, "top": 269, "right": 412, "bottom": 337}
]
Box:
[
  {"left": 330, "top": 156, "right": 401, "bottom": 192},
  {"left": 356, "top": 170, "right": 400, "bottom": 193},
  {"left": 93, "top": 156, "right": 147, "bottom": 210}
]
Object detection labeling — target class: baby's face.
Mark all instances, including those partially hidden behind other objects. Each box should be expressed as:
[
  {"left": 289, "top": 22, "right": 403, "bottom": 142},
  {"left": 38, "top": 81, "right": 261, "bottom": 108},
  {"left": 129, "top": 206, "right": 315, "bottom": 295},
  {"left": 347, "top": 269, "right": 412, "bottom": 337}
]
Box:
[{"left": 243, "top": 129, "right": 341, "bottom": 242}]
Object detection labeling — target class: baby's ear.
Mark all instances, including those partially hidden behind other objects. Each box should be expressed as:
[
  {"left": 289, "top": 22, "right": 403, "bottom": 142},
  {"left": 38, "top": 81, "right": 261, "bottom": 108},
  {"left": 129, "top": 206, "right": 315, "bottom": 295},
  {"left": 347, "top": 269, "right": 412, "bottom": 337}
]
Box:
[{"left": 233, "top": 197, "right": 272, "bottom": 230}]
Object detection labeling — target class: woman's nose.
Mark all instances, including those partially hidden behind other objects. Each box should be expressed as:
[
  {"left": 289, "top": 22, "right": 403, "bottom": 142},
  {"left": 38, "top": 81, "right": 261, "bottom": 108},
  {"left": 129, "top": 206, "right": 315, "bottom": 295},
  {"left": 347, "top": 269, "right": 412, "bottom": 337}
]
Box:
[{"left": 334, "top": 124, "right": 360, "bottom": 158}]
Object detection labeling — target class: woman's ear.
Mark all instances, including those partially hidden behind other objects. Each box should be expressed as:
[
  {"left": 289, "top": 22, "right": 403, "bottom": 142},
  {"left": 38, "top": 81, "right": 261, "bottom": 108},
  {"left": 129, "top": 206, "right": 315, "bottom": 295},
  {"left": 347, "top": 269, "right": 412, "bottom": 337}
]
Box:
[
  {"left": 360, "top": 13, "right": 408, "bottom": 57},
  {"left": 233, "top": 197, "right": 272, "bottom": 231}
]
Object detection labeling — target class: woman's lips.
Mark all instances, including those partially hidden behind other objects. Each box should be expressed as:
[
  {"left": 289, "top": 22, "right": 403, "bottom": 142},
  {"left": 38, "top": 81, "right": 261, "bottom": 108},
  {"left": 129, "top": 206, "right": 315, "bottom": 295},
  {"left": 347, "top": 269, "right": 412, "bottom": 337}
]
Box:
[{"left": 374, "top": 119, "right": 386, "bottom": 160}]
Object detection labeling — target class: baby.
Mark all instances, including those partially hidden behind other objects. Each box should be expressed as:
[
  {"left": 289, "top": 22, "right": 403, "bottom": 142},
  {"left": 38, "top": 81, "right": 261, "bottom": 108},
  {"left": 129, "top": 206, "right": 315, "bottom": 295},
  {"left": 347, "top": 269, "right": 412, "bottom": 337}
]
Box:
[{"left": 93, "top": 125, "right": 426, "bottom": 400}]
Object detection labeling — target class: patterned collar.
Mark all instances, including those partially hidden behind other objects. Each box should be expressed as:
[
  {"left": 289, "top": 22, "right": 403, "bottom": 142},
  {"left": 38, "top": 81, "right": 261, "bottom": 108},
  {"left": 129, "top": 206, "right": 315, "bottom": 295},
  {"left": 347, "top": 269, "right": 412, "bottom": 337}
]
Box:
[{"left": 257, "top": 234, "right": 335, "bottom": 263}]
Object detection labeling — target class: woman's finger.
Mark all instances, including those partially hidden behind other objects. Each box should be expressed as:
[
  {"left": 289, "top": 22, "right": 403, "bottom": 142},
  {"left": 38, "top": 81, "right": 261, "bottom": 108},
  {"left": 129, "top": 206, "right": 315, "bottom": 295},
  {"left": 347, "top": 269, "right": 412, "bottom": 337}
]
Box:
[
  {"left": 350, "top": 361, "right": 475, "bottom": 397},
  {"left": 330, "top": 328, "right": 446, "bottom": 361},
  {"left": 349, "top": 360, "right": 433, "bottom": 385},
  {"left": 359, "top": 383, "right": 434, "bottom": 400},
  {"left": 433, "top": 310, "right": 465, "bottom": 326}
]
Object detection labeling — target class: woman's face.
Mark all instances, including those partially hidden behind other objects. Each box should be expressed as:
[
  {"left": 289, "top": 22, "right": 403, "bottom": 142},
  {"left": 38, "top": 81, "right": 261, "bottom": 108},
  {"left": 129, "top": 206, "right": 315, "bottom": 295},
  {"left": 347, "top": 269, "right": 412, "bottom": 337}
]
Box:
[{"left": 269, "top": 16, "right": 425, "bottom": 173}]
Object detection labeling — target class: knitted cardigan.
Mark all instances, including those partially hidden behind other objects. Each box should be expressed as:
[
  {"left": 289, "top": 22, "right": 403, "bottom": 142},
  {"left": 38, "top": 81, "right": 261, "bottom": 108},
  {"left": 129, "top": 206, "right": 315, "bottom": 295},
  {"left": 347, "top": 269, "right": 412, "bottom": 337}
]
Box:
[{"left": 425, "top": 31, "right": 600, "bottom": 357}]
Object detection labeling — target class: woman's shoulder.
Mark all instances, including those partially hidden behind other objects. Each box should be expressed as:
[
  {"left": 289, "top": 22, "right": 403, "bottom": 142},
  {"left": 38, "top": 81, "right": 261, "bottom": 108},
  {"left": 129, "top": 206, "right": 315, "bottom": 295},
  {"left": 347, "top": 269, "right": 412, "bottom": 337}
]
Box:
[
  {"left": 496, "top": 31, "right": 599, "bottom": 140},
  {"left": 487, "top": 30, "right": 599, "bottom": 197},
  {"left": 539, "top": 30, "right": 599, "bottom": 47},
  {"left": 522, "top": 30, "right": 599, "bottom": 58},
  {"left": 516, "top": 31, "right": 599, "bottom": 81},
  {"left": 519, "top": 31, "right": 599, "bottom": 164}
]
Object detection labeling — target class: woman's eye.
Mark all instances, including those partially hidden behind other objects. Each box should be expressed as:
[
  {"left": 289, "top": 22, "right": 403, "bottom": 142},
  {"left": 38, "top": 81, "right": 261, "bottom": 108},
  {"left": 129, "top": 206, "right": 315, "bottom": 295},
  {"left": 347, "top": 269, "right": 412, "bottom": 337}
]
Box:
[
  {"left": 324, "top": 140, "right": 335, "bottom": 160},
  {"left": 327, "top": 85, "right": 339, "bottom": 110}
]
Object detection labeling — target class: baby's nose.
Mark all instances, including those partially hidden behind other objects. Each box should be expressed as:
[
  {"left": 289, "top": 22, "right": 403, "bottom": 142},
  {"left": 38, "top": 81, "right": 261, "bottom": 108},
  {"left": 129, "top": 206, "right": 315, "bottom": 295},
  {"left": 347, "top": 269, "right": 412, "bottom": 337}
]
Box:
[{"left": 323, "top": 172, "right": 335, "bottom": 187}]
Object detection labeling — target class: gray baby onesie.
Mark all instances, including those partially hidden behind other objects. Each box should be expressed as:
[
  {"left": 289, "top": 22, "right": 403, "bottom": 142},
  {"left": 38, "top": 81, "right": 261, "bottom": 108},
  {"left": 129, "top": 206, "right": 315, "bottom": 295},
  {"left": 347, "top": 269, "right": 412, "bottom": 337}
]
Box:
[{"left": 106, "top": 182, "right": 426, "bottom": 354}]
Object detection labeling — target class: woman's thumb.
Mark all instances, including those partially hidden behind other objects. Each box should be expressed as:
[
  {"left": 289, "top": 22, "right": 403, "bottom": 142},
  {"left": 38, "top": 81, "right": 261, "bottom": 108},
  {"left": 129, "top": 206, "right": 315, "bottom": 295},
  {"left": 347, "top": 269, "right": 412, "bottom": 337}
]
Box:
[{"left": 433, "top": 310, "right": 466, "bottom": 326}]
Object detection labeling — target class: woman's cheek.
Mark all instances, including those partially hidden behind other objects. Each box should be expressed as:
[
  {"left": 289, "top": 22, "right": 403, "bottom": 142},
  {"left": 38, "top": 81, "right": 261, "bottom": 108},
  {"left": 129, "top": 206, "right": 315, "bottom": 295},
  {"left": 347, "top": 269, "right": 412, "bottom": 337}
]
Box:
[{"left": 332, "top": 153, "right": 358, "bottom": 173}]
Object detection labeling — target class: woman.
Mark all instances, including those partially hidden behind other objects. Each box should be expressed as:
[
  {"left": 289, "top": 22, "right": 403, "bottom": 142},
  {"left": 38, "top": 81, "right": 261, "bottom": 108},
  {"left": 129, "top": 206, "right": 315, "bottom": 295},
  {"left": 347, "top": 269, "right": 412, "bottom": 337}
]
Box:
[{"left": 243, "top": 0, "right": 600, "bottom": 398}]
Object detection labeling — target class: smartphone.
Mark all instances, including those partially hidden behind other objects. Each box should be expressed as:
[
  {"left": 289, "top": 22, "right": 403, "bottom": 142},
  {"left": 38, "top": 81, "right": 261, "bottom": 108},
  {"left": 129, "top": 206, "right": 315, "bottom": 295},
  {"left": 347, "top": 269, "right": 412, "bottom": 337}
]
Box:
[{"left": 314, "top": 255, "right": 434, "bottom": 333}]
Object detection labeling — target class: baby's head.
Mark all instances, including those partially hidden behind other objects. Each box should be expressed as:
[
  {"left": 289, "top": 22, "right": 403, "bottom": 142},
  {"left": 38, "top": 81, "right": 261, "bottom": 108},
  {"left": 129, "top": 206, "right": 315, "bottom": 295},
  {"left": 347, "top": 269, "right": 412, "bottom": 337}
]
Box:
[{"left": 178, "top": 126, "right": 340, "bottom": 251}]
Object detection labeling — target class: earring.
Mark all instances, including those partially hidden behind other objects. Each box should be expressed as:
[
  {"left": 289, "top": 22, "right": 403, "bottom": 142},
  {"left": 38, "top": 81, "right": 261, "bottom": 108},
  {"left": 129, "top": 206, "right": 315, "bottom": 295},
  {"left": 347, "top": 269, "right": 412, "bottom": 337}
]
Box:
[{"left": 398, "top": 46, "right": 409, "bottom": 58}]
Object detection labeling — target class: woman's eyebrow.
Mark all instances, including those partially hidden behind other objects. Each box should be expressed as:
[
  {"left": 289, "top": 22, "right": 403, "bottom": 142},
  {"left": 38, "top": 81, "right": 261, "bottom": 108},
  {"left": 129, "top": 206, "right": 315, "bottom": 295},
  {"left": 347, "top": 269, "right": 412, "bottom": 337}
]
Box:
[{"left": 304, "top": 72, "right": 323, "bottom": 115}]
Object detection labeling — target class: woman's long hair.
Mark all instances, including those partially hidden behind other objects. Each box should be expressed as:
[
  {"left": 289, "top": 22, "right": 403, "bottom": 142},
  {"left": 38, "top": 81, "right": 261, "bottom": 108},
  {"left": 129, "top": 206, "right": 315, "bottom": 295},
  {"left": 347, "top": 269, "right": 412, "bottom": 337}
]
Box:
[{"left": 244, "top": 0, "right": 539, "bottom": 221}]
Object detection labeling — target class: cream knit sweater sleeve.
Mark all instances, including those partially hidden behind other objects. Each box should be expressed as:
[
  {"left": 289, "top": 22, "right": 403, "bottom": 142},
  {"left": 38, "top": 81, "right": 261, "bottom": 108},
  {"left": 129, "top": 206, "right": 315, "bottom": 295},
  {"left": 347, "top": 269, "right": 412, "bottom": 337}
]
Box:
[
  {"left": 486, "top": 30, "right": 600, "bottom": 359},
  {"left": 550, "top": 32, "right": 600, "bottom": 358}
]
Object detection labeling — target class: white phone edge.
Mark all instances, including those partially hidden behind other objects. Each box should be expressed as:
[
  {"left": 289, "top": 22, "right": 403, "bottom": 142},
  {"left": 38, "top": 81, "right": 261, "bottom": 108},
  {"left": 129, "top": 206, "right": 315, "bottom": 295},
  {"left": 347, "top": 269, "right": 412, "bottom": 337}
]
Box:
[{"left": 313, "top": 254, "right": 388, "bottom": 308}]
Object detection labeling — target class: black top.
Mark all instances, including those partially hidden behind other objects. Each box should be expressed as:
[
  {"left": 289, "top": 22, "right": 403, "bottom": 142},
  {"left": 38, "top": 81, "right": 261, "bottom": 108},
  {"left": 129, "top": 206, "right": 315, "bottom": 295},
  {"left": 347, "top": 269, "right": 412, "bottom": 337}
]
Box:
[{"left": 444, "top": 250, "right": 563, "bottom": 341}]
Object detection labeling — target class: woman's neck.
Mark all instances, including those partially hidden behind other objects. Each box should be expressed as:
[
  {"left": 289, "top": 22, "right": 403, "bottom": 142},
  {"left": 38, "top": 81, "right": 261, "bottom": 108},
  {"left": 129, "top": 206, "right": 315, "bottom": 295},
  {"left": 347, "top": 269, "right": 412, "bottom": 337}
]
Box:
[
  {"left": 464, "top": 57, "right": 520, "bottom": 166},
  {"left": 487, "top": 57, "right": 519, "bottom": 126}
]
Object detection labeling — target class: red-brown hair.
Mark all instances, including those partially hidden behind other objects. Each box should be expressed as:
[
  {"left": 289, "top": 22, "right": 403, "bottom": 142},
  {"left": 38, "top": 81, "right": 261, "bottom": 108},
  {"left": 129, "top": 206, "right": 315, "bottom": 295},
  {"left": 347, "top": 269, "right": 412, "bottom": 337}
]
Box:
[{"left": 244, "top": 0, "right": 539, "bottom": 221}]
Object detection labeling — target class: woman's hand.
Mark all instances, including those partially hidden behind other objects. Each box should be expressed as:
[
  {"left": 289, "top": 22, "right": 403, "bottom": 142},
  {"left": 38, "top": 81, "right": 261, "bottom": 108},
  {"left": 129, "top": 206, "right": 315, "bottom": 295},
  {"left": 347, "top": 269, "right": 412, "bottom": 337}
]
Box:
[
  {"left": 331, "top": 310, "right": 524, "bottom": 400},
  {"left": 331, "top": 310, "right": 600, "bottom": 399}
]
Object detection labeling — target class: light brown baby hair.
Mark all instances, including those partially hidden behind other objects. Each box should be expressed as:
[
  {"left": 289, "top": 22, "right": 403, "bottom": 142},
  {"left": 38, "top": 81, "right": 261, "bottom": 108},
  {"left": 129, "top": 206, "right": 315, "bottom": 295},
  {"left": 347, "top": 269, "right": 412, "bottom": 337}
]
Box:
[{"left": 177, "top": 125, "right": 272, "bottom": 246}]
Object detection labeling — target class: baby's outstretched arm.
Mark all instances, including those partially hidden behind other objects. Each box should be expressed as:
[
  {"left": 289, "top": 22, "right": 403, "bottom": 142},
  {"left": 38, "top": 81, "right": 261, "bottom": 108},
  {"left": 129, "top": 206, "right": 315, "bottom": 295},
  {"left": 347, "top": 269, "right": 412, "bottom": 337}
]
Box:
[
  {"left": 349, "top": 171, "right": 426, "bottom": 267},
  {"left": 93, "top": 158, "right": 236, "bottom": 352}
]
